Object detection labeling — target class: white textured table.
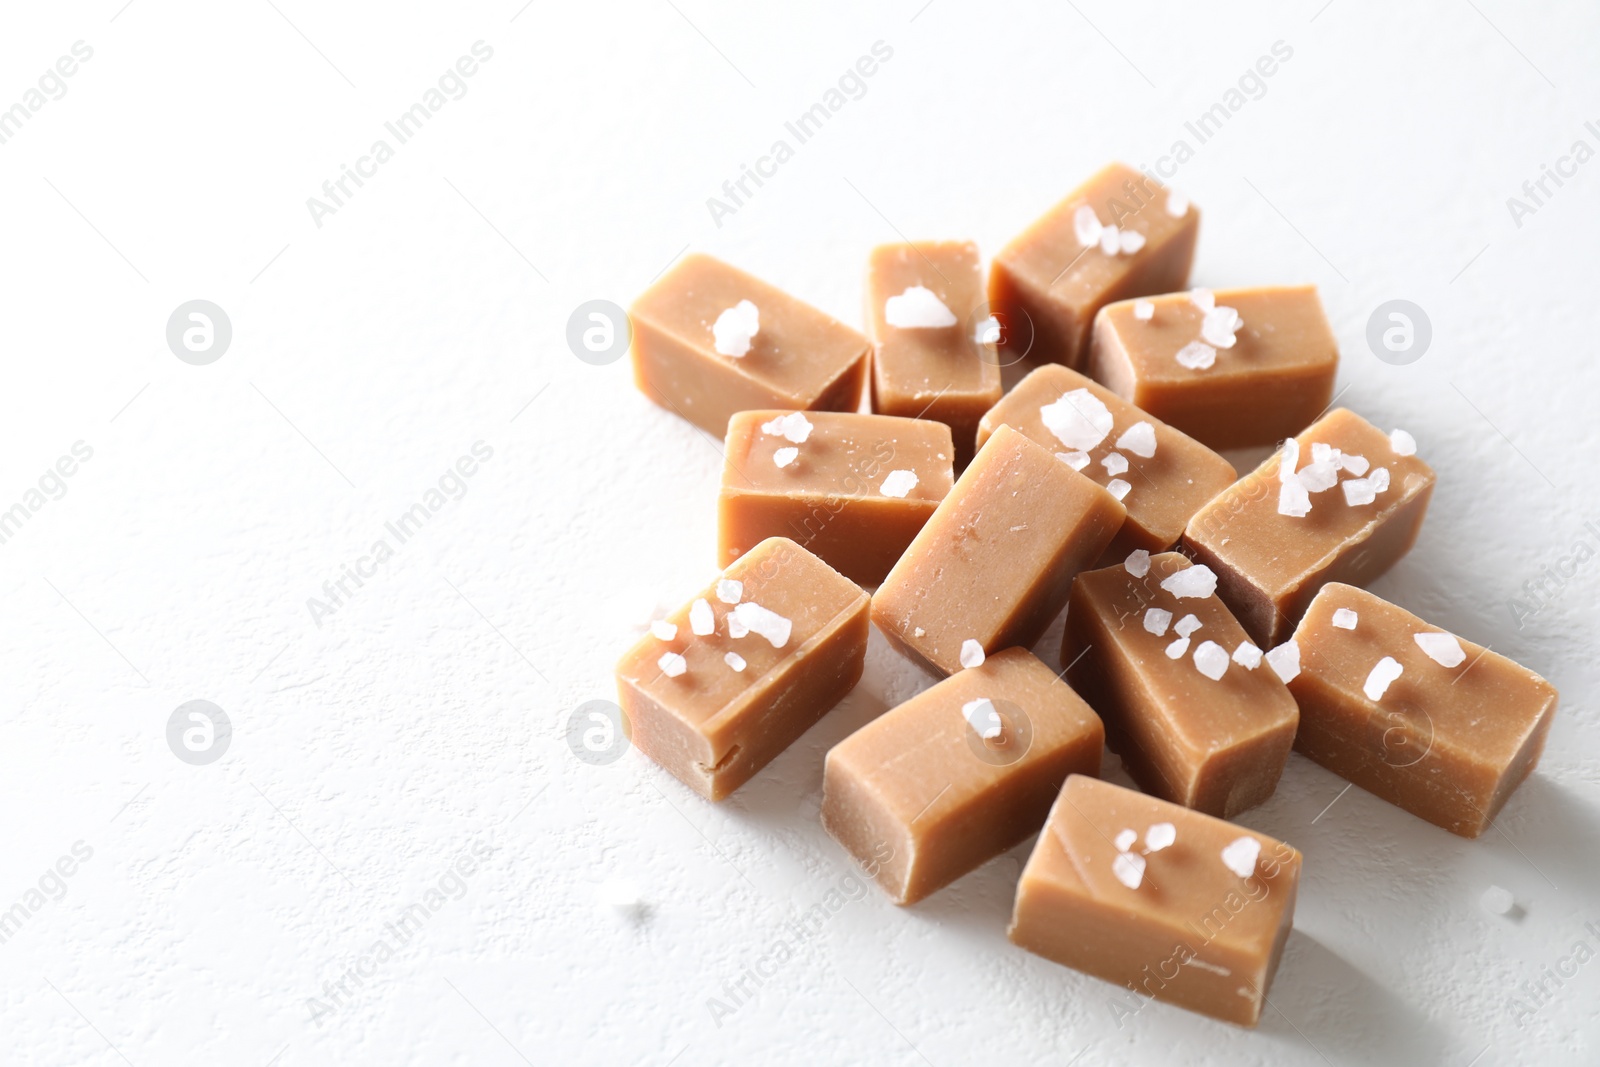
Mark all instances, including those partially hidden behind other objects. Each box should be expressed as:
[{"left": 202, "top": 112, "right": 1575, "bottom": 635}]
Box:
[{"left": 1, "top": 1, "right": 1596, "bottom": 1064}]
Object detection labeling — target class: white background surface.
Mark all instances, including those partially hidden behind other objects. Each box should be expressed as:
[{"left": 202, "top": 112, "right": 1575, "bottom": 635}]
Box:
[{"left": 0, "top": 1, "right": 1596, "bottom": 1064}]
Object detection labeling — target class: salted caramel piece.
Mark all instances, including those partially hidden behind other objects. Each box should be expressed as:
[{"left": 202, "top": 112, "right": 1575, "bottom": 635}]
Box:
[
  {"left": 615, "top": 537, "right": 869, "bottom": 800},
  {"left": 718, "top": 410, "right": 954, "bottom": 586},
  {"left": 1285, "top": 583, "right": 1558, "bottom": 838},
  {"left": 989, "top": 162, "right": 1198, "bottom": 368},
  {"left": 1087, "top": 285, "right": 1339, "bottom": 450},
  {"left": 629, "top": 253, "right": 870, "bottom": 437},
  {"left": 976, "top": 364, "right": 1235, "bottom": 561},
  {"left": 1063, "top": 552, "right": 1298, "bottom": 817},
  {"left": 821, "top": 648, "right": 1103, "bottom": 904},
  {"left": 1183, "top": 408, "right": 1435, "bottom": 647},
  {"left": 866, "top": 241, "right": 1002, "bottom": 464},
  {"left": 873, "top": 424, "right": 1125, "bottom": 676},
  {"left": 1009, "top": 775, "right": 1302, "bottom": 1028}
]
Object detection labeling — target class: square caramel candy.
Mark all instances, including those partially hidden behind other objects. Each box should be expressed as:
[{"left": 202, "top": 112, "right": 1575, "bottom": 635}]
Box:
[
  {"left": 1183, "top": 408, "right": 1435, "bottom": 647},
  {"left": 717, "top": 410, "right": 954, "bottom": 587},
  {"left": 821, "top": 648, "right": 1103, "bottom": 904},
  {"left": 1063, "top": 552, "right": 1298, "bottom": 818},
  {"left": 1284, "top": 583, "right": 1559, "bottom": 838},
  {"left": 1009, "top": 775, "right": 1302, "bottom": 1028},
  {"left": 976, "top": 364, "right": 1235, "bottom": 562},
  {"left": 866, "top": 240, "right": 1002, "bottom": 464},
  {"left": 989, "top": 162, "right": 1198, "bottom": 368},
  {"left": 1087, "top": 285, "right": 1339, "bottom": 450},
  {"left": 615, "top": 537, "right": 869, "bottom": 801},
  {"left": 629, "top": 253, "right": 870, "bottom": 437},
  {"left": 872, "top": 424, "right": 1126, "bottom": 676}
]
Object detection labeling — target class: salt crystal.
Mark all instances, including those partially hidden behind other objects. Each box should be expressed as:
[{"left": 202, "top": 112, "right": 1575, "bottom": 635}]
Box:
[
  {"left": 1415, "top": 631, "right": 1467, "bottom": 668},
  {"left": 1073, "top": 204, "right": 1102, "bottom": 246},
  {"left": 885, "top": 285, "right": 958, "bottom": 329},
  {"left": 1364, "top": 656, "right": 1403, "bottom": 701},
  {"left": 689, "top": 597, "right": 715, "bottom": 636},
  {"left": 1265, "top": 640, "right": 1300, "bottom": 683},
  {"left": 1233, "top": 641, "right": 1263, "bottom": 669},
  {"left": 963, "top": 697, "right": 1003, "bottom": 740},
  {"left": 1279, "top": 437, "right": 1300, "bottom": 480},
  {"left": 773, "top": 447, "right": 799, "bottom": 469},
  {"left": 1099, "top": 223, "right": 1121, "bottom": 255},
  {"left": 1279, "top": 479, "right": 1312, "bottom": 518},
  {"left": 1143, "top": 607, "right": 1172, "bottom": 636},
  {"left": 1056, "top": 450, "right": 1091, "bottom": 471},
  {"left": 1311, "top": 443, "right": 1336, "bottom": 465},
  {"left": 596, "top": 878, "right": 643, "bottom": 914},
  {"left": 1480, "top": 885, "right": 1515, "bottom": 916},
  {"left": 760, "top": 411, "right": 813, "bottom": 443},
  {"left": 732, "top": 602, "right": 791, "bottom": 648},
  {"left": 658, "top": 652, "right": 687, "bottom": 678},
  {"left": 1175, "top": 340, "right": 1217, "bottom": 370},
  {"left": 1146, "top": 822, "right": 1176, "bottom": 851},
  {"left": 712, "top": 299, "right": 760, "bottom": 357},
  {"left": 1119, "top": 229, "right": 1146, "bottom": 254},
  {"left": 1112, "top": 850, "right": 1146, "bottom": 889},
  {"left": 1124, "top": 549, "right": 1151, "bottom": 578},
  {"left": 974, "top": 315, "right": 1002, "bottom": 346},
  {"left": 1390, "top": 428, "right": 1417, "bottom": 456},
  {"left": 1368, "top": 467, "right": 1390, "bottom": 493},
  {"left": 1341, "top": 453, "right": 1370, "bottom": 476},
  {"left": 716, "top": 579, "right": 743, "bottom": 605},
  {"left": 1298, "top": 459, "right": 1340, "bottom": 493},
  {"left": 1133, "top": 300, "right": 1155, "bottom": 321},
  {"left": 1165, "top": 636, "right": 1191, "bottom": 659},
  {"left": 1341, "top": 476, "right": 1377, "bottom": 507},
  {"left": 724, "top": 651, "right": 747, "bottom": 672},
  {"left": 1160, "top": 565, "right": 1217, "bottom": 599},
  {"left": 1174, "top": 614, "right": 1202, "bottom": 638},
  {"left": 727, "top": 612, "right": 749, "bottom": 639},
  {"left": 1040, "top": 389, "right": 1115, "bottom": 451},
  {"left": 1114, "top": 828, "right": 1138, "bottom": 852},
  {"left": 1200, "top": 305, "right": 1242, "bottom": 349},
  {"left": 1165, "top": 189, "right": 1189, "bottom": 217},
  {"left": 880, "top": 469, "right": 919, "bottom": 498},
  {"left": 1116, "top": 420, "right": 1158, "bottom": 458},
  {"left": 1332, "top": 608, "right": 1358, "bottom": 631},
  {"left": 650, "top": 620, "right": 677, "bottom": 641},
  {"left": 1194, "top": 640, "right": 1229, "bottom": 680},
  {"left": 1106, "top": 478, "right": 1131, "bottom": 501},
  {"left": 1189, "top": 288, "right": 1215, "bottom": 312},
  {"left": 1102, "top": 452, "right": 1129, "bottom": 476},
  {"left": 960, "top": 639, "right": 986, "bottom": 670},
  {"left": 1220, "top": 836, "right": 1261, "bottom": 879}
]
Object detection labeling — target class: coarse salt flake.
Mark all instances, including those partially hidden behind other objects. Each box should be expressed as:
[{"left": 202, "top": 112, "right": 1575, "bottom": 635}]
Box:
[
  {"left": 1119, "top": 229, "right": 1146, "bottom": 254},
  {"left": 1233, "top": 641, "right": 1263, "bottom": 669},
  {"left": 773, "top": 447, "right": 799, "bottom": 469},
  {"left": 1114, "top": 828, "right": 1138, "bottom": 852},
  {"left": 1106, "top": 478, "right": 1131, "bottom": 501},
  {"left": 885, "top": 285, "right": 958, "bottom": 329},
  {"left": 1341, "top": 453, "right": 1370, "bottom": 476},
  {"left": 1102, "top": 452, "right": 1129, "bottom": 476},
  {"left": 724, "top": 651, "right": 747, "bottom": 672},
  {"left": 1116, "top": 421, "right": 1158, "bottom": 458},
  {"left": 732, "top": 602, "right": 791, "bottom": 648},
  {"left": 1133, "top": 299, "right": 1155, "bottom": 321},
  {"left": 1165, "top": 189, "right": 1189, "bottom": 217},
  {"left": 1112, "top": 850, "right": 1146, "bottom": 889},
  {"left": 1279, "top": 479, "right": 1312, "bottom": 518},
  {"left": 1056, "top": 450, "right": 1091, "bottom": 471},
  {"left": 1174, "top": 613, "right": 1202, "bottom": 638},
  {"left": 650, "top": 620, "right": 677, "bottom": 641},
  {"left": 1040, "top": 389, "right": 1115, "bottom": 451},
  {"left": 1194, "top": 640, "right": 1229, "bottom": 680},
  {"left": 1124, "top": 549, "right": 1151, "bottom": 578},
  {"left": 760, "top": 411, "right": 813, "bottom": 443},
  {"left": 880, "top": 469, "right": 919, "bottom": 498},
  {"left": 1175, "top": 340, "right": 1217, "bottom": 370},
  {"left": 658, "top": 651, "right": 687, "bottom": 677},
  {"left": 1390, "top": 428, "right": 1417, "bottom": 456},
  {"left": 962, "top": 697, "right": 1003, "bottom": 740},
  {"left": 1143, "top": 607, "right": 1172, "bottom": 636},
  {"left": 1189, "top": 288, "right": 1215, "bottom": 312},
  {"left": 1332, "top": 608, "right": 1358, "bottom": 631},
  {"left": 1146, "top": 822, "right": 1176, "bottom": 851},
  {"left": 1364, "top": 656, "right": 1403, "bottom": 701},
  {"left": 726, "top": 613, "right": 749, "bottom": 639},
  {"left": 1099, "top": 224, "right": 1121, "bottom": 255},
  {"left": 1266, "top": 640, "right": 1300, "bottom": 683},
  {"left": 1166, "top": 636, "right": 1191, "bottom": 659},
  {"left": 1415, "top": 631, "right": 1467, "bottom": 668},
  {"left": 960, "top": 639, "right": 986, "bottom": 670},
  {"left": 716, "top": 579, "right": 743, "bottom": 605},
  {"left": 689, "top": 597, "right": 715, "bottom": 636},
  {"left": 974, "top": 315, "right": 1002, "bottom": 346},
  {"left": 1074, "top": 204, "right": 1103, "bottom": 246},
  {"left": 1160, "top": 565, "right": 1217, "bottom": 599},
  {"left": 712, "top": 299, "right": 760, "bottom": 357},
  {"left": 1220, "top": 836, "right": 1260, "bottom": 879},
  {"left": 1200, "top": 305, "right": 1242, "bottom": 349},
  {"left": 1481, "top": 885, "right": 1516, "bottom": 916}
]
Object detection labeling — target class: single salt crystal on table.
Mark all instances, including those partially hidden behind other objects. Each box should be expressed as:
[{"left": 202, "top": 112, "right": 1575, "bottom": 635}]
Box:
[
  {"left": 1390, "top": 428, "right": 1417, "bottom": 456},
  {"left": 1174, "top": 613, "right": 1202, "bottom": 638},
  {"left": 1160, "top": 564, "right": 1217, "bottom": 599},
  {"left": 1165, "top": 188, "right": 1189, "bottom": 217},
  {"left": 1116, "top": 420, "right": 1158, "bottom": 458},
  {"left": 1056, "top": 450, "right": 1091, "bottom": 471},
  {"left": 1166, "top": 636, "right": 1191, "bottom": 659},
  {"left": 1099, "top": 224, "right": 1121, "bottom": 255},
  {"left": 885, "top": 285, "right": 958, "bottom": 328},
  {"left": 658, "top": 651, "right": 688, "bottom": 677},
  {"left": 1124, "top": 549, "right": 1151, "bottom": 578},
  {"left": 1189, "top": 288, "right": 1215, "bottom": 312},
  {"left": 1265, "top": 640, "right": 1300, "bottom": 683},
  {"left": 1144, "top": 607, "right": 1172, "bottom": 636},
  {"left": 1041, "top": 389, "right": 1115, "bottom": 451},
  {"left": 732, "top": 602, "right": 792, "bottom": 648},
  {"left": 1175, "top": 340, "right": 1216, "bottom": 370},
  {"left": 1332, "top": 608, "right": 1358, "bottom": 630},
  {"left": 1133, "top": 300, "right": 1155, "bottom": 321},
  {"left": 1106, "top": 478, "right": 1131, "bottom": 501},
  {"left": 1114, "top": 828, "right": 1138, "bottom": 852},
  {"left": 1480, "top": 885, "right": 1515, "bottom": 916},
  {"left": 1200, "top": 305, "right": 1241, "bottom": 349},
  {"left": 760, "top": 411, "right": 813, "bottom": 443},
  {"left": 1112, "top": 850, "right": 1146, "bottom": 889},
  {"left": 1074, "top": 204, "right": 1102, "bottom": 246},
  {"left": 596, "top": 878, "right": 643, "bottom": 915},
  {"left": 974, "top": 315, "right": 1002, "bottom": 345},
  {"left": 716, "top": 579, "right": 743, "bottom": 605},
  {"left": 880, "top": 469, "right": 919, "bottom": 498},
  {"left": 712, "top": 299, "right": 760, "bottom": 357},
  {"left": 1220, "top": 836, "right": 1261, "bottom": 878},
  {"left": 1146, "top": 822, "right": 1176, "bottom": 851},
  {"left": 1233, "top": 641, "right": 1263, "bottom": 669},
  {"left": 1193, "top": 640, "right": 1229, "bottom": 680},
  {"left": 1102, "top": 452, "right": 1129, "bottom": 476},
  {"left": 724, "top": 651, "right": 747, "bottom": 672},
  {"left": 960, "top": 639, "right": 986, "bottom": 670},
  {"left": 689, "top": 597, "right": 715, "bottom": 636},
  {"left": 1364, "top": 656, "right": 1403, "bottom": 701},
  {"left": 1119, "top": 229, "right": 1146, "bottom": 254},
  {"left": 962, "top": 697, "right": 1003, "bottom": 740},
  {"left": 650, "top": 620, "right": 677, "bottom": 641},
  {"left": 773, "top": 447, "right": 799, "bottom": 469},
  {"left": 1415, "top": 631, "right": 1467, "bottom": 668}
]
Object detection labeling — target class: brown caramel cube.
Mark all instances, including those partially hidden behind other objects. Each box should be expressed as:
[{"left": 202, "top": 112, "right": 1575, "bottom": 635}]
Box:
[
  {"left": 629, "top": 253, "right": 870, "bottom": 437},
  {"left": 976, "top": 364, "right": 1236, "bottom": 561},
  {"left": 1009, "top": 775, "right": 1302, "bottom": 1028},
  {"left": 615, "top": 537, "right": 869, "bottom": 800},
  {"left": 1285, "top": 583, "right": 1559, "bottom": 838},
  {"left": 821, "top": 648, "right": 1103, "bottom": 904},
  {"left": 866, "top": 240, "right": 1002, "bottom": 464},
  {"left": 1183, "top": 408, "right": 1435, "bottom": 647},
  {"left": 872, "top": 424, "right": 1126, "bottom": 676},
  {"left": 1063, "top": 552, "right": 1298, "bottom": 818},
  {"left": 1087, "top": 285, "right": 1339, "bottom": 450},
  {"left": 717, "top": 410, "right": 954, "bottom": 586},
  {"left": 989, "top": 162, "right": 1198, "bottom": 368}
]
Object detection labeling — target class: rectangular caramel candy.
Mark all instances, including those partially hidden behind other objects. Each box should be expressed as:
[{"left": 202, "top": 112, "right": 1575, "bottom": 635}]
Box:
[
  {"left": 872, "top": 424, "right": 1126, "bottom": 676},
  {"left": 629, "top": 253, "right": 870, "bottom": 437},
  {"left": 1087, "top": 285, "right": 1339, "bottom": 450},
  {"left": 1063, "top": 552, "right": 1298, "bottom": 817},
  {"left": 1285, "top": 583, "right": 1558, "bottom": 838},
  {"left": 821, "top": 648, "right": 1103, "bottom": 904},
  {"left": 718, "top": 410, "right": 954, "bottom": 586},
  {"left": 866, "top": 240, "right": 1002, "bottom": 464},
  {"left": 1009, "top": 775, "right": 1302, "bottom": 1027},
  {"left": 989, "top": 162, "right": 1198, "bottom": 368},
  {"left": 1183, "top": 408, "right": 1435, "bottom": 647},
  {"left": 615, "top": 537, "right": 869, "bottom": 800},
  {"left": 976, "top": 364, "right": 1235, "bottom": 561}
]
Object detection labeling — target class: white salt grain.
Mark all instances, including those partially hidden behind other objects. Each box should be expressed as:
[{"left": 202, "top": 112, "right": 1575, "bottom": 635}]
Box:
[
  {"left": 1341, "top": 476, "right": 1377, "bottom": 507},
  {"left": 658, "top": 652, "right": 688, "bottom": 678},
  {"left": 885, "top": 285, "right": 958, "bottom": 329},
  {"left": 761, "top": 411, "right": 813, "bottom": 443},
  {"left": 1189, "top": 288, "right": 1215, "bottom": 312},
  {"left": 1341, "top": 453, "right": 1370, "bottom": 476},
  {"left": 1143, "top": 607, "right": 1172, "bottom": 636},
  {"left": 1165, "top": 189, "right": 1189, "bottom": 217},
  {"left": 974, "top": 315, "right": 1002, "bottom": 346},
  {"left": 1165, "top": 636, "right": 1191, "bottom": 659},
  {"left": 1116, "top": 420, "right": 1158, "bottom": 458},
  {"left": 773, "top": 447, "right": 799, "bottom": 469},
  {"left": 1481, "top": 885, "right": 1515, "bottom": 916},
  {"left": 1099, "top": 224, "right": 1121, "bottom": 256},
  {"left": 1133, "top": 299, "right": 1155, "bottom": 321},
  {"left": 1056, "top": 450, "right": 1091, "bottom": 471},
  {"left": 880, "top": 469, "right": 919, "bottom": 498},
  {"left": 1119, "top": 229, "right": 1146, "bottom": 254},
  {"left": 1221, "top": 836, "right": 1261, "bottom": 879},
  {"left": 1102, "top": 452, "right": 1129, "bottom": 476},
  {"left": 1114, "top": 828, "right": 1138, "bottom": 852},
  {"left": 1106, "top": 478, "right": 1132, "bottom": 501},
  {"left": 1368, "top": 467, "right": 1391, "bottom": 493},
  {"left": 1298, "top": 459, "right": 1341, "bottom": 493},
  {"left": 1364, "top": 656, "right": 1403, "bottom": 701},
  {"left": 733, "top": 602, "right": 792, "bottom": 649},
  {"left": 1145, "top": 822, "right": 1176, "bottom": 851},
  {"left": 1390, "top": 428, "right": 1417, "bottom": 456},
  {"left": 1266, "top": 640, "right": 1301, "bottom": 683},
  {"left": 1040, "top": 389, "right": 1115, "bottom": 450},
  {"left": 712, "top": 299, "right": 760, "bottom": 357},
  {"left": 960, "top": 639, "right": 986, "bottom": 670},
  {"left": 650, "top": 620, "right": 678, "bottom": 641},
  {"left": 1074, "top": 204, "right": 1102, "bottom": 246},
  {"left": 716, "top": 579, "right": 743, "bottom": 605},
  {"left": 1233, "top": 641, "right": 1263, "bottom": 670},
  {"left": 1112, "top": 850, "right": 1146, "bottom": 889},
  {"left": 1124, "top": 549, "right": 1151, "bottom": 578},
  {"left": 1160, "top": 565, "right": 1218, "bottom": 599},
  {"left": 1332, "top": 608, "right": 1358, "bottom": 631},
  {"left": 724, "top": 651, "right": 747, "bottom": 672},
  {"left": 1174, "top": 613, "right": 1202, "bottom": 638},
  {"left": 1175, "top": 340, "right": 1217, "bottom": 370},
  {"left": 1415, "top": 631, "right": 1467, "bottom": 668},
  {"left": 689, "top": 597, "right": 715, "bottom": 636},
  {"left": 1194, "top": 640, "right": 1229, "bottom": 681},
  {"left": 1279, "top": 479, "right": 1312, "bottom": 517},
  {"left": 726, "top": 613, "right": 749, "bottom": 639},
  {"left": 963, "top": 697, "right": 1003, "bottom": 740},
  {"left": 1200, "top": 305, "right": 1242, "bottom": 349}
]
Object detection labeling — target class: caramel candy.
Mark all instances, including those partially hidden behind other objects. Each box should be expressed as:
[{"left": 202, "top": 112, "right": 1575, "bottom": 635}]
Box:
[
  {"left": 717, "top": 410, "right": 954, "bottom": 586},
  {"left": 873, "top": 424, "right": 1126, "bottom": 676},
  {"left": 1009, "top": 775, "right": 1302, "bottom": 1028},
  {"left": 1063, "top": 552, "right": 1298, "bottom": 818},
  {"left": 866, "top": 241, "right": 1002, "bottom": 464},
  {"left": 821, "top": 648, "right": 1103, "bottom": 904},
  {"left": 615, "top": 537, "right": 869, "bottom": 800},
  {"left": 1183, "top": 408, "right": 1435, "bottom": 647},
  {"left": 629, "top": 253, "right": 870, "bottom": 437},
  {"left": 976, "top": 364, "right": 1235, "bottom": 561},
  {"left": 1285, "top": 583, "right": 1558, "bottom": 838},
  {"left": 989, "top": 162, "right": 1198, "bottom": 368},
  {"left": 1087, "top": 285, "right": 1339, "bottom": 450}
]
